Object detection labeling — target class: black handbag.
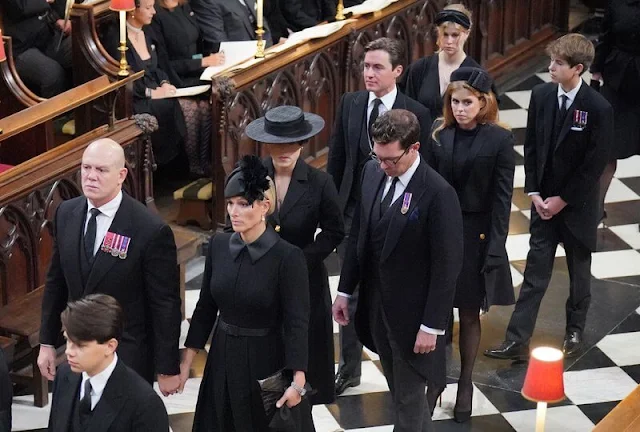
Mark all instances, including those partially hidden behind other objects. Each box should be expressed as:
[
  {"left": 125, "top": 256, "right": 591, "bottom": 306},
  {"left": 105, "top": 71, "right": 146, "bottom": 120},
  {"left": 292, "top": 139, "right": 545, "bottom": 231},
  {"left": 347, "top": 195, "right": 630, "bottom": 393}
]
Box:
[{"left": 257, "top": 370, "right": 314, "bottom": 431}]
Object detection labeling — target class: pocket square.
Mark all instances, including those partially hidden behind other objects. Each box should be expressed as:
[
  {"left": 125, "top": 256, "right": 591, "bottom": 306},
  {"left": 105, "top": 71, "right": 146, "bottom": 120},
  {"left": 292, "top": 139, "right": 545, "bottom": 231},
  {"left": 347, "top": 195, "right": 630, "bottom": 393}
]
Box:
[{"left": 408, "top": 207, "right": 420, "bottom": 222}]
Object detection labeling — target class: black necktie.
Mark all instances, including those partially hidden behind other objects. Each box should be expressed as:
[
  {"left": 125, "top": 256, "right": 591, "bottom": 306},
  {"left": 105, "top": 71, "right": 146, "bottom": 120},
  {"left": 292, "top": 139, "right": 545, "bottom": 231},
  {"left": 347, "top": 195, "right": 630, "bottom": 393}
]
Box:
[
  {"left": 369, "top": 98, "right": 383, "bottom": 145},
  {"left": 553, "top": 94, "right": 569, "bottom": 143},
  {"left": 380, "top": 177, "right": 399, "bottom": 216},
  {"left": 79, "top": 379, "right": 92, "bottom": 415},
  {"left": 558, "top": 94, "right": 568, "bottom": 121},
  {"left": 84, "top": 208, "right": 101, "bottom": 261}
]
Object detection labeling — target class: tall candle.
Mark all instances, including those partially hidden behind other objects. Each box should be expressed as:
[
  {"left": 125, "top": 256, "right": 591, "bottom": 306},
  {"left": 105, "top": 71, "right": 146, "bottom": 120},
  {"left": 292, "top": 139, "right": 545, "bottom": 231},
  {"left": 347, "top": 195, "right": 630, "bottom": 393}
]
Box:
[
  {"left": 120, "top": 10, "right": 126, "bottom": 44},
  {"left": 256, "top": 0, "right": 263, "bottom": 29}
]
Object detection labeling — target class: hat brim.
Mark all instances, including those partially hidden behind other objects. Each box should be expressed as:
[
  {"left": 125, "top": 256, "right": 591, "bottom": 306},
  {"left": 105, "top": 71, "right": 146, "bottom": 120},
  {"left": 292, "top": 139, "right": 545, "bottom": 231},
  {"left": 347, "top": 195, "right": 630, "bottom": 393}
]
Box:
[{"left": 245, "top": 112, "right": 325, "bottom": 144}]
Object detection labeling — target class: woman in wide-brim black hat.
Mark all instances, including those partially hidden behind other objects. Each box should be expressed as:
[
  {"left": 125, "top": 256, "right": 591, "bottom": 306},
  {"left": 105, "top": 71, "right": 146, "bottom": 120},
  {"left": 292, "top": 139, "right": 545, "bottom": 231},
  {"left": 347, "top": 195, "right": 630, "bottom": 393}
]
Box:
[{"left": 246, "top": 106, "right": 345, "bottom": 431}]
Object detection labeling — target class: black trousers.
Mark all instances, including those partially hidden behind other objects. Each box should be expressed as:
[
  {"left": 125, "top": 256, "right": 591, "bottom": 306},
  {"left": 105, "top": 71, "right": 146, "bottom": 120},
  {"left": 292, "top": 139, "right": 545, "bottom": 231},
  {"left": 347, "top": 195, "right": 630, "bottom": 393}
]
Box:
[
  {"left": 506, "top": 208, "right": 592, "bottom": 344},
  {"left": 369, "top": 288, "right": 434, "bottom": 432},
  {"left": 15, "top": 33, "right": 72, "bottom": 98}
]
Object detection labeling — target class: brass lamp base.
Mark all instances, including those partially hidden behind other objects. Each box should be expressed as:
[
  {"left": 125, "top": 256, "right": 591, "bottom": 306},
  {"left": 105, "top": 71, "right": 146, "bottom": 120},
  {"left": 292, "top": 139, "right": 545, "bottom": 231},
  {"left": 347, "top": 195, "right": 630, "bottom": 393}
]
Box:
[
  {"left": 255, "top": 28, "right": 266, "bottom": 59},
  {"left": 118, "top": 42, "right": 130, "bottom": 78}
]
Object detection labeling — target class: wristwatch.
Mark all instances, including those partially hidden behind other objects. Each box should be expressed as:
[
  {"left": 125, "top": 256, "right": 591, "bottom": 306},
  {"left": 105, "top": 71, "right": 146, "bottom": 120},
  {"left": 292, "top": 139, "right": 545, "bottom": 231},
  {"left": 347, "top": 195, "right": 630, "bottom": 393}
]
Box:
[{"left": 290, "top": 381, "right": 306, "bottom": 397}]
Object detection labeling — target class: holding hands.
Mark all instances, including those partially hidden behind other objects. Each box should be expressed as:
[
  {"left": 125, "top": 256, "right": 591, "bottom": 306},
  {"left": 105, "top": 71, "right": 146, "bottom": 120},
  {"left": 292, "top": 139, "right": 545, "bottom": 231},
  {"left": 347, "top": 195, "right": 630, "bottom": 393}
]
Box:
[{"left": 532, "top": 194, "right": 567, "bottom": 220}]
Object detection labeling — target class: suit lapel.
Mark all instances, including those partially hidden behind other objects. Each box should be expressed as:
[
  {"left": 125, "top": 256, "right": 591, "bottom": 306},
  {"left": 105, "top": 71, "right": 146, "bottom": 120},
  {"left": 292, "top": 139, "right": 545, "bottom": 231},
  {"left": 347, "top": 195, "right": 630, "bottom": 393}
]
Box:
[
  {"left": 84, "top": 361, "right": 128, "bottom": 432},
  {"left": 65, "top": 199, "right": 88, "bottom": 299},
  {"left": 348, "top": 92, "right": 369, "bottom": 161},
  {"left": 84, "top": 195, "right": 134, "bottom": 295},
  {"left": 54, "top": 369, "right": 81, "bottom": 432},
  {"left": 277, "top": 159, "right": 309, "bottom": 220},
  {"left": 380, "top": 160, "right": 428, "bottom": 262},
  {"left": 555, "top": 81, "right": 587, "bottom": 150},
  {"left": 240, "top": 0, "right": 257, "bottom": 38},
  {"left": 542, "top": 87, "right": 557, "bottom": 160},
  {"left": 392, "top": 91, "right": 407, "bottom": 110},
  {"left": 357, "top": 166, "right": 385, "bottom": 258}
]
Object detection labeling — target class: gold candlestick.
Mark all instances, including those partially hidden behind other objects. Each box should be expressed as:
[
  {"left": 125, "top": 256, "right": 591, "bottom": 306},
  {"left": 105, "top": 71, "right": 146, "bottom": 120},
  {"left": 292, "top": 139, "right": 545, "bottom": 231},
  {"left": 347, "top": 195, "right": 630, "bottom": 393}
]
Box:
[
  {"left": 255, "top": 28, "right": 266, "bottom": 59},
  {"left": 335, "top": 0, "right": 345, "bottom": 20},
  {"left": 117, "top": 11, "right": 130, "bottom": 77}
]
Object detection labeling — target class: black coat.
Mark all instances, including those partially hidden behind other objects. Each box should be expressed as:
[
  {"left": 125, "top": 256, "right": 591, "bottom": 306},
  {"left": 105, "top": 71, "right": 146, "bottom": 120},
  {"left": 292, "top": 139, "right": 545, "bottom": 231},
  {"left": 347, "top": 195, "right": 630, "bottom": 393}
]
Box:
[
  {"left": 299, "top": 0, "right": 335, "bottom": 22},
  {"left": 428, "top": 123, "right": 515, "bottom": 308},
  {"left": 265, "top": 157, "right": 344, "bottom": 404},
  {"left": 0, "top": 349, "right": 10, "bottom": 432},
  {"left": 327, "top": 90, "right": 433, "bottom": 213},
  {"left": 185, "top": 228, "right": 309, "bottom": 431},
  {"left": 3, "top": 0, "right": 62, "bottom": 55},
  {"left": 265, "top": 0, "right": 316, "bottom": 43},
  {"left": 104, "top": 25, "right": 186, "bottom": 165},
  {"left": 189, "top": 0, "right": 272, "bottom": 45},
  {"left": 401, "top": 54, "right": 496, "bottom": 117},
  {"left": 48, "top": 360, "right": 169, "bottom": 432},
  {"left": 338, "top": 158, "right": 463, "bottom": 380},
  {"left": 40, "top": 193, "right": 182, "bottom": 382},
  {"left": 524, "top": 81, "right": 614, "bottom": 251}
]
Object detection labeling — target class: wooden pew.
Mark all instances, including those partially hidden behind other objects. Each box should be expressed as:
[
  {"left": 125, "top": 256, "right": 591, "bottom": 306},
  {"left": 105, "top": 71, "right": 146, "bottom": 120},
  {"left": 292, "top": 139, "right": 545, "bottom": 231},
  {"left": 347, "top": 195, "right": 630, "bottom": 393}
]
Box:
[{"left": 593, "top": 384, "right": 640, "bottom": 431}]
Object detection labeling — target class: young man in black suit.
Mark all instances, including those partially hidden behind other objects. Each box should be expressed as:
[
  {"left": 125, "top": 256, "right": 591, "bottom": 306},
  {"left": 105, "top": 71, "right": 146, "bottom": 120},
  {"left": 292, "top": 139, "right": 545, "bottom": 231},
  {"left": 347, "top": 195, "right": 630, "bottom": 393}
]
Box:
[
  {"left": 48, "top": 294, "right": 169, "bottom": 432},
  {"left": 333, "top": 110, "right": 463, "bottom": 432},
  {"left": 485, "top": 34, "right": 614, "bottom": 360},
  {"left": 38, "top": 138, "right": 182, "bottom": 395},
  {"left": 327, "top": 37, "right": 432, "bottom": 395},
  {"left": 190, "top": 0, "right": 272, "bottom": 45}
]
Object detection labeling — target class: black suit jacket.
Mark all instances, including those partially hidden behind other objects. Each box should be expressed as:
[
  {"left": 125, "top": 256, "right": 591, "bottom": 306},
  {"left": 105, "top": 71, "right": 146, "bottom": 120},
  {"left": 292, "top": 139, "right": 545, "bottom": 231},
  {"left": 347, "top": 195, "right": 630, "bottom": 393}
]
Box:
[
  {"left": 327, "top": 90, "right": 433, "bottom": 212},
  {"left": 299, "top": 0, "right": 335, "bottom": 22},
  {"left": 338, "top": 158, "right": 463, "bottom": 377},
  {"left": 40, "top": 193, "right": 182, "bottom": 380},
  {"left": 48, "top": 360, "right": 169, "bottom": 432},
  {"left": 524, "top": 81, "right": 614, "bottom": 251},
  {"left": 189, "top": 0, "right": 272, "bottom": 45},
  {"left": 3, "top": 0, "right": 63, "bottom": 55},
  {"left": 0, "top": 349, "right": 10, "bottom": 432},
  {"left": 265, "top": 0, "right": 316, "bottom": 43}
]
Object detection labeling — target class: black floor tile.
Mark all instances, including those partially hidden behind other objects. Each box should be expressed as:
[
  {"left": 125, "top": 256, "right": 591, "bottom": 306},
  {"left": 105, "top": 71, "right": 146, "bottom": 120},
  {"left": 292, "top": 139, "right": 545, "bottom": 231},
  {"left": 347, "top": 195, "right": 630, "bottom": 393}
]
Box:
[
  {"left": 577, "top": 401, "right": 619, "bottom": 426},
  {"left": 511, "top": 148, "right": 524, "bottom": 166},
  {"left": 511, "top": 128, "right": 527, "bottom": 147},
  {"left": 507, "top": 75, "right": 544, "bottom": 92},
  {"left": 324, "top": 251, "right": 341, "bottom": 277},
  {"left": 601, "top": 201, "right": 640, "bottom": 227},
  {"left": 498, "top": 94, "right": 523, "bottom": 111},
  {"left": 186, "top": 273, "right": 203, "bottom": 291},
  {"left": 610, "top": 311, "right": 640, "bottom": 334},
  {"left": 595, "top": 228, "right": 633, "bottom": 252},
  {"left": 433, "top": 414, "right": 516, "bottom": 431},
  {"left": 327, "top": 392, "right": 396, "bottom": 429},
  {"left": 621, "top": 364, "right": 640, "bottom": 383},
  {"left": 509, "top": 211, "right": 531, "bottom": 235},
  {"left": 566, "top": 346, "right": 617, "bottom": 371},
  {"left": 620, "top": 177, "right": 640, "bottom": 196},
  {"left": 474, "top": 383, "right": 538, "bottom": 413}
]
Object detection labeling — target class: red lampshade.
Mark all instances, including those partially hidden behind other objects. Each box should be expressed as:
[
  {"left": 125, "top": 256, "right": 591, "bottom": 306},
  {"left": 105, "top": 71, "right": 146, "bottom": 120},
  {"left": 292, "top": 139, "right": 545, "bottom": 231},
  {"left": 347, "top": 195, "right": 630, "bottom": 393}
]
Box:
[
  {"left": 521, "top": 347, "right": 566, "bottom": 403},
  {"left": 0, "top": 30, "right": 6, "bottom": 63},
  {"left": 110, "top": 0, "right": 135, "bottom": 11}
]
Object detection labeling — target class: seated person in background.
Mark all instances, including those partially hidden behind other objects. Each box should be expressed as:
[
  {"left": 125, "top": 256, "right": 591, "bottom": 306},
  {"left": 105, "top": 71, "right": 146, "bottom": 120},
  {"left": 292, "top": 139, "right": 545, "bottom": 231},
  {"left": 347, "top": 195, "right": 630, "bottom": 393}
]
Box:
[
  {"left": 190, "top": 0, "right": 272, "bottom": 46},
  {"left": 299, "top": 0, "right": 335, "bottom": 23},
  {"left": 4, "top": 0, "right": 72, "bottom": 98},
  {"left": 105, "top": 0, "right": 210, "bottom": 176},
  {"left": 0, "top": 347, "right": 10, "bottom": 432},
  {"left": 48, "top": 294, "right": 170, "bottom": 432},
  {"left": 265, "top": 0, "right": 316, "bottom": 44}
]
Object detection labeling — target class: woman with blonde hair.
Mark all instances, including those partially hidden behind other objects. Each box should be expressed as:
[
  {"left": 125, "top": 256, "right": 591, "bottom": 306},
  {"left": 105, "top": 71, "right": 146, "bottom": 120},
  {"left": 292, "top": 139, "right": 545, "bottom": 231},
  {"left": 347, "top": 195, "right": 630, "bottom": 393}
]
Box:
[{"left": 427, "top": 67, "right": 515, "bottom": 422}]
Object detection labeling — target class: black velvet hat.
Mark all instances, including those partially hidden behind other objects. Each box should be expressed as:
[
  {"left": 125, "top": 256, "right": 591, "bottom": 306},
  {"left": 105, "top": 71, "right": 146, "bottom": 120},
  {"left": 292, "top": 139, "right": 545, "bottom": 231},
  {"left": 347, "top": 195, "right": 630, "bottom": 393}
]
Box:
[
  {"left": 224, "top": 155, "right": 270, "bottom": 203},
  {"left": 450, "top": 67, "right": 493, "bottom": 94},
  {"left": 245, "top": 106, "right": 325, "bottom": 144},
  {"left": 434, "top": 9, "right": 471, "bottom": 29}
]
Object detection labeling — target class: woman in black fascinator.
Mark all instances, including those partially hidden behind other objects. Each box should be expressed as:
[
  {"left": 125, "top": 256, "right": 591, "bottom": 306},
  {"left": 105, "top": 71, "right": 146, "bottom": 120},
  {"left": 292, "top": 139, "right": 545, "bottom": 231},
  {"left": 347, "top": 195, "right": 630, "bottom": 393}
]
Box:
[{"left": 180, "top": 155, "right": 311, "bottom": 431}]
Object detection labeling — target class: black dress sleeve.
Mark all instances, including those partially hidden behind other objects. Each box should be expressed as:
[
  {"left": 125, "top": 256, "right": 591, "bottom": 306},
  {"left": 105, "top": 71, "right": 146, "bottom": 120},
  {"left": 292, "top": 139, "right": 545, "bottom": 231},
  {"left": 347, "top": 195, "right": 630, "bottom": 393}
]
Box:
[{"left": 487, "top": 130, "right": 515, "bottom": 259}]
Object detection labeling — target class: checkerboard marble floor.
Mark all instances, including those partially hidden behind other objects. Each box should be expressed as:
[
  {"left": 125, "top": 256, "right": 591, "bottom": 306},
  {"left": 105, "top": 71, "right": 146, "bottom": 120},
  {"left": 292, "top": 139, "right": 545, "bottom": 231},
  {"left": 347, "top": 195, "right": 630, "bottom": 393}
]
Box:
[{"left": 12, "top": 69, "right": 640, "bottom": 432}]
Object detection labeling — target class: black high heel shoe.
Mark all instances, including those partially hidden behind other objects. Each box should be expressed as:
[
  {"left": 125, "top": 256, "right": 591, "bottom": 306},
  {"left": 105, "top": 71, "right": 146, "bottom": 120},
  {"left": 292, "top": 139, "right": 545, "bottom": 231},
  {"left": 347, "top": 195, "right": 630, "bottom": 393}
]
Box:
[
  {"left": 426, "top": 385, "right": 445, "bottom": 416},
  {"left": 454, "top": 383, "right": 473, "bottom": 423}
]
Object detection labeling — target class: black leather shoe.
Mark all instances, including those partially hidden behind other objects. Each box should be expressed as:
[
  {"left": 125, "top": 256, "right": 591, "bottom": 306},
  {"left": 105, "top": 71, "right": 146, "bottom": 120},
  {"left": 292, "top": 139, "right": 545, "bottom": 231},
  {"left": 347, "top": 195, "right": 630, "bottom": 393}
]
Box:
[
  {"left": 335, "top": 373, "right": 361, "bottom": 396},
  {"left": 484, "top": 341, "right": 530, "bottom": 361},
  {"left": 562, "top": 331, "right": 583, "bottom": 357}
]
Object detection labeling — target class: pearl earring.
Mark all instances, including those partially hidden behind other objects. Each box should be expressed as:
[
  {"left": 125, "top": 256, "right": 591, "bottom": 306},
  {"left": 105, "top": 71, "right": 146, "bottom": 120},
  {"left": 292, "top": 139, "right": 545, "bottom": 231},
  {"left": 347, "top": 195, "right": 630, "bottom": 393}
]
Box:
[{"left": 261, "top": 215, "right": 265, "bottom": 221}]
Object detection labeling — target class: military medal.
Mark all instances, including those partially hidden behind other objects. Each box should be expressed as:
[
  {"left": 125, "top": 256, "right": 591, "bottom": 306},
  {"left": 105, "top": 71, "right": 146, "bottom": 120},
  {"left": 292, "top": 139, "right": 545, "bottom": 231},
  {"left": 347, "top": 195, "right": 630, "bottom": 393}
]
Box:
[
  {"left": 101, "top": 231, "right": 115, "bottom": 254},
  {"left": 401, "top": 192, "right": 412, "bottom": 214},
  {"left": 118, "top": 236, "right": 130, "bottom": 259},
  {"left": 111, "top": 234, "right": 122, "bottom": 257},
  {"left": 571, "top": 110, "right": 588, "bottom": 131}
]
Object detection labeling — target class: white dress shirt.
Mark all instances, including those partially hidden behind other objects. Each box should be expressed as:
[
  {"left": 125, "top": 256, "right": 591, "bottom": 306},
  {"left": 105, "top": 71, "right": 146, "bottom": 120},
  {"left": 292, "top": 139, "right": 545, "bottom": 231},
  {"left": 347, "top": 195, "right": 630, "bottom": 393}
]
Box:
[
  {"left": 79, "top": 354, "right": 118, "bottom": 411},
  {"left": 366, "top": 86, "right": 398, "bottom": 148},
  {"left": 528, "top": 79, "right": 583, "bottom": 197},
  {"left": 85, "top": 191, "right": 123, "bottom": 256},
  {"left": 338, "top": 155, "right": 444, "bottom": 335}
]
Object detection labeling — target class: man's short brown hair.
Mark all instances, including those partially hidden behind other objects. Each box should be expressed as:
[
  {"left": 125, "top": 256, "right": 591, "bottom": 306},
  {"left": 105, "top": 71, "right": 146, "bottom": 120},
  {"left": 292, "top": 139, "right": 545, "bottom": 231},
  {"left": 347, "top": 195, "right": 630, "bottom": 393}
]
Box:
[
  {"left": 61, "top": 294, "right": 124, "bottom": 344},
  {"left": 364, "top": 37, "right": 406, "bottom": 70},
  {"left": 371, "top": 109, "right": 420, "bottom": 150},
  {"left": 545, "top": 33, "right": 595, "bottom": 74}
]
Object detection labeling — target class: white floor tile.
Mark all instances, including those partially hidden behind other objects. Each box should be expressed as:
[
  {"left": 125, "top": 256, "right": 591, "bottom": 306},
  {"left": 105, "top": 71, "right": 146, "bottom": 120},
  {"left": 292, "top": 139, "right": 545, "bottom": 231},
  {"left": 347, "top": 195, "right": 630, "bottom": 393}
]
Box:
[
  {"left": 522, "top": 209, "right": 531, "bottom": 219},
  {"left": 536, "top": 72, "right": 552, "bottom": 82},
  {"left": 185, "top": 256, "right": 206, "bottom": 282},
  {"left": 506, "top": 233, "right": 565, "bottom": 262},
  {"left": 510, "top": 264, "right": 524, "bottom": 287},
  {"left": 11, "top": 394, "right": 52, "bottom": 431},
  {"left": 513, "top": 145, "right": 525, "bottom": 157},
  {"left": 500, "top": 109, "right": 529, "bottom": 129},
  {"left": 312, "top": 404, "right": 342, "bottom": 431},
  {"left": 591, "top": 250, "right": 640, "bottom": 279},
  {"left": 614, "top": 155, "right": 640, "bottom": 178},
  {"left": 335, "top": 361, "right": 389, "bottom": 396},
  {"left": 503, "top": 405, "right": 594, "bottom": 432},
  {"left": 178, "top": 319, "right": 190, "bottom": 349},
  {"left": 564, "top": 366, "right": 638, "bottom": 405},
  {"left": 185, "top": 289, "right": 199, "bottom": 320},
  {"left": 504, "top": 91, "right": 531, "bottom": 110},
  {"left": 511, "top": 202, "right": 519, "bottom": 212},
  {"left": 430, "top": 383, "right": 499, "bottom": 421},
  {"left": 363, "top": 346, "right": 380, "bottom": 361},
  {"left": 608, "top": 224, "right": 640, "bottom": 249},
  {"left": 155, "top": 377, "right": 202, "bottom": 415},
  {"left": 604, "top": 178, "right": 640, "bottom": 203},
  {"left": 597, "top": 332, "right": 640, "bottom": 367},
  {"left": 513, "top": 165, "right": 526, "bottom": 188},
  {"left": 330, "top": 275, "right": 340, "bottom": 300}
]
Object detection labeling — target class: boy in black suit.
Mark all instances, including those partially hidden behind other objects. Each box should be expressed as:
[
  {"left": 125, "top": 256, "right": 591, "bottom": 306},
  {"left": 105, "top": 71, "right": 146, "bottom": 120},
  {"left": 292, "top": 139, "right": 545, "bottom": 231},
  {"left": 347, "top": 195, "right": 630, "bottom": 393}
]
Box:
[
  {"left": 48, "top": 294, "right": 169, "bottom": 432},
  {"left": 485, "top": 34, "right": 614, "bottom": 360}
]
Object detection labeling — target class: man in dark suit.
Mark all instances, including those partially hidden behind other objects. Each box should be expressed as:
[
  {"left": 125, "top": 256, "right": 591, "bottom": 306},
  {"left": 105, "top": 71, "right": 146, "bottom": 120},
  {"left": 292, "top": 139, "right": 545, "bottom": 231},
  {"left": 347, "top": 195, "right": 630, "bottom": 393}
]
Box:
[
  {"left": 485, "top": 34, "right": 614, "bottom": 360},
  {"left": 327, "top": 37, "right": 432, "bottom": 395},
  {"left": 0, "top": 348, "right": 10, "bottom": 432},
  {"left": 299, "top": 0, "right": 335, "bottom": 22},
  {"left": 38, "top": 138, "right": 182, "bottom": 395},
  {"left": 49, "top": 294, "right": 169, "bottom": 432},
  {"left": 190, "top": 0, "right": 272, "bottom": 45},
  {"left": 4, "top": 0, "right": 72, "bottom": 98},
  {"left": 333, "top": 109, "right": 463, "bottom": 431}
]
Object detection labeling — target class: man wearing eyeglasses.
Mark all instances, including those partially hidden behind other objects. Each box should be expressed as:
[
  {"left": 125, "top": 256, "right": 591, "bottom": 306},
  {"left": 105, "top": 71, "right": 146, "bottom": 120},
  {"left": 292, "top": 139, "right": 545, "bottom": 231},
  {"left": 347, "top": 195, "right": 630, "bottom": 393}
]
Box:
[
  {"left": 332, "top": 109, "right": 462, "bottom": 432},
  {"left": 327, "top": 37, "right": 432, "bottom": 396}
]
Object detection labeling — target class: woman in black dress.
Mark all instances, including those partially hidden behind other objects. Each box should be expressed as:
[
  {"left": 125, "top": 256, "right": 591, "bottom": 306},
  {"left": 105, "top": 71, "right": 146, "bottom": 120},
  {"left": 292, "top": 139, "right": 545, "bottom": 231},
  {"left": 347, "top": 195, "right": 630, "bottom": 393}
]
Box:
[
  {"left": 590, "top": 0, "right": 640, "bottom": 222},
  {"left": 428, "top": 68, "right": 515, "bottom": 422},
  {"left": 244, "top": 106, "right": 345, "bottom": 431},
  {"left": 180, "top": 155, "right": 310, "bottom": 431}
]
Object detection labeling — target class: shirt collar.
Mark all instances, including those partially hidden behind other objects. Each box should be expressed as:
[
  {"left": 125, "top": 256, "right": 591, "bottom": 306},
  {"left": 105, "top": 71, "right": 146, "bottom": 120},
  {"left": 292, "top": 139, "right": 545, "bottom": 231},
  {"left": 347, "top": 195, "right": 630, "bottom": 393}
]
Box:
[
  {"left": 395, "top": 153, "right": 421, "bottom": 189},
  {"left": 229, "top": 225, "right": 279, "bottom": 263},
  {"left": 557, "top": 79, "right": 582, "bottom": 104},
  {"left": 87, "top": 190, "right": 123, "bottom": 219},
  {"left": 82, "top": 353, "right": 118, "bottom": 400},
  {"left": 368, "top": 86, "right": 398, "bottom": 111}
]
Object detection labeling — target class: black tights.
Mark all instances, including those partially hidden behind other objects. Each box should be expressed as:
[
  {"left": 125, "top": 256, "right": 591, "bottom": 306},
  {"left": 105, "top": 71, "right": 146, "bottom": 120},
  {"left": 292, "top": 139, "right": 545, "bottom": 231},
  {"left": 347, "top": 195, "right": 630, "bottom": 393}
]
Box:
[{"left": 456, "top": 307, "right": 481, "bottom": 410}]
